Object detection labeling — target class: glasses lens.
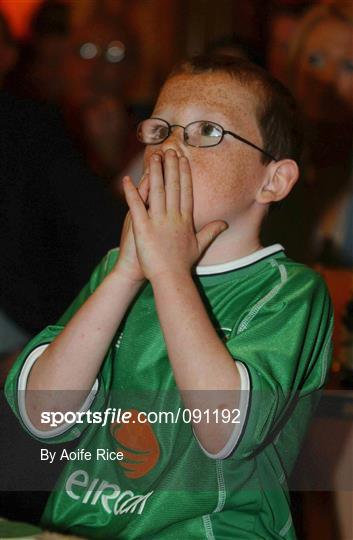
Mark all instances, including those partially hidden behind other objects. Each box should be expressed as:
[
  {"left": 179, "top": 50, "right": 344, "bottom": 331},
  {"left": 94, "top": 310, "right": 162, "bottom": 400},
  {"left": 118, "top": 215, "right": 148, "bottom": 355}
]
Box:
[
  {"left": 79, "top": 42, "right": 99, "bottom": 60},
  {"left": 106, "top": 41, "right": 126, "bottom": 63},
  {"left": 186, "top": 121, "right": 222, "bottom": 147},
  {"left": 137, "top": 119, "right": 169, "bottom": 144}
]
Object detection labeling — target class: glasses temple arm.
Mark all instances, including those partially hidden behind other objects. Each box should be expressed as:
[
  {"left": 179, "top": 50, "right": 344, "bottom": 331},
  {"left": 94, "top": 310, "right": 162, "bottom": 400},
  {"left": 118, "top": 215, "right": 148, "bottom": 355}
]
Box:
[{"left": 224, "top": 130, "right": 277, "bottom": 162}]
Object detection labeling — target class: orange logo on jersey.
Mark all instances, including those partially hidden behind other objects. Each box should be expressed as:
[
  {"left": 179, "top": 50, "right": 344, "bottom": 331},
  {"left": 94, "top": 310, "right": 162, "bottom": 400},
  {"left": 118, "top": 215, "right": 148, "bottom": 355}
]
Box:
[{"left": 110, "top": 409, "right": 160, "bottom": 479}]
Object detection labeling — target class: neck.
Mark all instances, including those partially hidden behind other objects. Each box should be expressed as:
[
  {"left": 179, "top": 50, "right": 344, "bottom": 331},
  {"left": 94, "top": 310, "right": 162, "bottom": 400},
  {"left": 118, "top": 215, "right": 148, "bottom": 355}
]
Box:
[{"left": 197, "top": 221, "right": 262, "bottom": 266}]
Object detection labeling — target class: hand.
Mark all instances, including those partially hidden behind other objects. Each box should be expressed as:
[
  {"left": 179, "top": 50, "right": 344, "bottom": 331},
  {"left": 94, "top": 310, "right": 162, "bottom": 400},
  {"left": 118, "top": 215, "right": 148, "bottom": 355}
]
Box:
[
  {"left": 122, "top": 149, "right": 228, "bottom": 282},
  {"left": 114, "top": 171, "right": 150, "bottom": 285}
]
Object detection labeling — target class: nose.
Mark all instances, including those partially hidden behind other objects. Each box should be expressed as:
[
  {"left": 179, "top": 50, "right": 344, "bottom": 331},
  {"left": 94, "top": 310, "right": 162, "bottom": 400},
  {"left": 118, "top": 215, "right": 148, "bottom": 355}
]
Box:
[{"left": 160, "top": 125, "right": 185, "bottom": 158}]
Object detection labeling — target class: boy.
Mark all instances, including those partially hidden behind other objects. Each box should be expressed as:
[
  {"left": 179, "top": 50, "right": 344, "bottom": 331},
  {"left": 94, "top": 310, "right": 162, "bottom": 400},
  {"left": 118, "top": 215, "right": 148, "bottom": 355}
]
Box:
[{"left": 5, "top": 56, "right": 333, "bottom": 539}]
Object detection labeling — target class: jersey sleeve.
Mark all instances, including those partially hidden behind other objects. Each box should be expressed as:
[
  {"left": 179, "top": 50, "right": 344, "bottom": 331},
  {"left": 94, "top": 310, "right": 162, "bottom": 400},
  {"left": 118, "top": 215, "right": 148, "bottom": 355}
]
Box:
[
  {"left": 4, "top": 248, "right": 119, "bottom": 444},
  {"left": 224, "top": 266, "right": 333, "bottom": 459}
]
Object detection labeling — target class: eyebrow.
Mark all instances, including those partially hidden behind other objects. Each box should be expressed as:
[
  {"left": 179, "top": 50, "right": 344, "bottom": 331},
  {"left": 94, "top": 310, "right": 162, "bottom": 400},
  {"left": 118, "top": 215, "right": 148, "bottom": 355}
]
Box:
[{"left": 151, "top": 109, "right": 238, "bottom": 129}]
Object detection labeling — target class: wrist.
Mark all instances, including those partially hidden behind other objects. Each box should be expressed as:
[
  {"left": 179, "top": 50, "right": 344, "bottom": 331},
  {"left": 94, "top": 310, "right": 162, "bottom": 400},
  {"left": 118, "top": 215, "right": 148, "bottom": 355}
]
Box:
[
  {"left": 110, "top": 264, "right": 145, "bottom": 291},
  {"left": 149, "top": 269, "right": 193, "bottom": 288}
]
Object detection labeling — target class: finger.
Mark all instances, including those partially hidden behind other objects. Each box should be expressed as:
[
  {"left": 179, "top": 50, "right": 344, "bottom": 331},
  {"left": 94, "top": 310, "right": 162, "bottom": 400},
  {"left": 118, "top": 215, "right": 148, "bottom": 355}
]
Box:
[
  {"left": 137, "top": 167, "right": 149, "bottom": 188},
  {"left": 180, "top": 156, "right": 193, "bottom": 217},
  {"left": 137, "top": 168, "right": 149, "bottom": 188},
  {"left": 120, "top": 210, "right": 132, "bottom": 244},
  {"left": 149, "top": 153, "right": 166, "bottom": 215},
  {"left": 164, "top": 149, "right": 181, "bottom": 213},
  {"left": 118, "top": 169, "right": 148, "bottom": 199},
  {"left": 123, "top": 176, "right": 149, "bottom": 226},
  {"left": 138, "top": 171, "right": 150, "bottom": 204},
  {"left": 196, "top": 221, "right": 228, "bottom": 255}
]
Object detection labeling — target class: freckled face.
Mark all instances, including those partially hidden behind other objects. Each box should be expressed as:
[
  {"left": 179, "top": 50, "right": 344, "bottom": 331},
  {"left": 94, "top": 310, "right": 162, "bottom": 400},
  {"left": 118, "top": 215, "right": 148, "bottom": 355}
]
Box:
[{"left": 143, "top": 72, "right": 268, "bottom": 229}]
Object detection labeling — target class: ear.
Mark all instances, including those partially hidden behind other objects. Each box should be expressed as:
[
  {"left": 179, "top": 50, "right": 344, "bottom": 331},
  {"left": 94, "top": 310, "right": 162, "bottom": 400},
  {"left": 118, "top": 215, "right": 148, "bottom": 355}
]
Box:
[{"left": 256, "top": 159, "right": 299, "bottom": 204}]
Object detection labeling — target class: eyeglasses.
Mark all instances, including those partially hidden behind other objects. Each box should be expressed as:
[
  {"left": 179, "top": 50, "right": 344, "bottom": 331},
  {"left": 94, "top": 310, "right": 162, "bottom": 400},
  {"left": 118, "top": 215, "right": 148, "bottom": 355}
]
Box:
[
  {"left": 137, "top": 117, "right": 277, "bottom": 161},
  {"left": 78, "top": 41, "right": 126, "bottom": 63}
]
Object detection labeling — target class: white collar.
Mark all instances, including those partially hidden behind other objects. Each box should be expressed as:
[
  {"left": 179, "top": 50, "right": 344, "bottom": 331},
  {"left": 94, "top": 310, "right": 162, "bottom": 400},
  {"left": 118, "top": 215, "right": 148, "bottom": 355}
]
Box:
[{"left": 195, "top": 244, "right": 284, "bottom": 275}]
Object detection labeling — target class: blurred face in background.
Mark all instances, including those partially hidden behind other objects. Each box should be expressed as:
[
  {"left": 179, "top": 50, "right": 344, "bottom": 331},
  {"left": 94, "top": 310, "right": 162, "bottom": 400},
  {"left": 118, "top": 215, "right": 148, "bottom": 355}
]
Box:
[
  {"left": 0, "top": 16, "right": 17, "bottom": 88},
  {"left": 63, "top": 19, "right": 135, "bottom": 107},
  {"left": 336, "top": 41, "right": 353, "bottom": 112},
  {"left": 267, "top": 13, "right": 299, "bottom": 85},
  {"left": 31, "top": 34, "right": 70, "bottom": 102},
  {"left": 294, "top": 17, "right": 353, "bottom": 122}
]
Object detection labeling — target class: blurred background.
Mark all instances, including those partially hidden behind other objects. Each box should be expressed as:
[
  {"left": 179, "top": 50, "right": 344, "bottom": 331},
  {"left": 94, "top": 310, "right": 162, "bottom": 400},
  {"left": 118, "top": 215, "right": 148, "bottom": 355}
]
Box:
[{"left": 0, "top": 1, "right": 352, "bottom": 538}]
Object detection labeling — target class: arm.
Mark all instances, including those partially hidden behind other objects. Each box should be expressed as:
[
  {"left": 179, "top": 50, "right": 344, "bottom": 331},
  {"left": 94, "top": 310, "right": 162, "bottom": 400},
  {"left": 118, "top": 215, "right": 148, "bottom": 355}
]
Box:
[
  {"left": 26, "top": 269, "right": 142, "bottom": 427},
  {"left": 123, "top": 150, "right": 242, "bottom": 455},
  {"left": 26, "top": 173, "right": 150, "bottom": 429},
  {"left": 151, "top": 271, "right": 242, "bottom": 455}
]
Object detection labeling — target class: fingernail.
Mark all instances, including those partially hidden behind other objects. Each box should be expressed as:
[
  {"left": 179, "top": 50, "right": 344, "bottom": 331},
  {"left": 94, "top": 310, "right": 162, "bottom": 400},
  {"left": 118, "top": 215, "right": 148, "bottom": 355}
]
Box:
[{"left": 153, "top": 154, "right": 160, "bottom": 161}]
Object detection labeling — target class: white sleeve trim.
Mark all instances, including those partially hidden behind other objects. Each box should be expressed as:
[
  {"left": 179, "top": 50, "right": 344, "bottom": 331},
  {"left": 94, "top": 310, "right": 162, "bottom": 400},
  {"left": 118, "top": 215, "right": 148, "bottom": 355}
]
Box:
[
  {"left": 192, "top": 361, "right": 250, "bottom": 459},
  {"left": 17, "top": 344, "right": 99, "bottom": 439}
]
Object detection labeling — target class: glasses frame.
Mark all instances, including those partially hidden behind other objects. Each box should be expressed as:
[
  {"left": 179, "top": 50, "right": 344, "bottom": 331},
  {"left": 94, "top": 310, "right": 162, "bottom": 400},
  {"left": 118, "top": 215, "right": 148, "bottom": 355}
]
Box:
[
  {"left": 78, "top": 41, "right": 126, "bottom": 63},
  {"left": 137, "top": 117, "right": 278, "bottom": 162}
]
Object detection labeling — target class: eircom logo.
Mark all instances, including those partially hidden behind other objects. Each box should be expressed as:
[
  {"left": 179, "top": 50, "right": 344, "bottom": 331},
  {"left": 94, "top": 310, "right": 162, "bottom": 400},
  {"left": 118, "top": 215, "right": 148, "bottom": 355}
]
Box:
[
  {"left": 110, "top": 409, "right": 160, "bottom": 479},
  {"left": 65, "top": 469, "right": 153, "bottom": 515}
]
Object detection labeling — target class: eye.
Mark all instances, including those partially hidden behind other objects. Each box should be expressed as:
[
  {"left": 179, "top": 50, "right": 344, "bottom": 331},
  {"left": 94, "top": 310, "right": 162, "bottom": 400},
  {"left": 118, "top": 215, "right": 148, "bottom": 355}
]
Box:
[
  {"left": 199, "top": 122, "right": 222, "bottom": 137},
  {"left": 138, "top": 119, "right": 169, "bottom": 144},
  {"left": 150, "top": 123, "right": 168, "bottom": 140},
  {"left": 342, "top": 59, "right": 353, "bottom": 73},
  {"left": 307, "top": 52, "right": 326, "bottom": 68}
]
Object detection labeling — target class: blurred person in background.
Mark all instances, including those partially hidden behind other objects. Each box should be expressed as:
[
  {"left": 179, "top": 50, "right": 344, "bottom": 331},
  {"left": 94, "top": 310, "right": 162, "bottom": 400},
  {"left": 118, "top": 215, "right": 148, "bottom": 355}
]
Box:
[
  {"left": 289, "top": 3, "right": 352, "bottom": 125},
  {"left": 335, "top": 4, "right": 353, "bottom": 112},
  {"left": 27, "top": 0, "right": 71, "bottom": 104},
  {"left": 0, "top": 6, "right": 128, "bottom": 523},
  {"left": 61, "top": 6, "right": 141, "bottom": 181},
  {"left": 0, "top": 12, "right": 17, "bottom": 87},
  {"left": 6, "top": 0, "right": 142, "bottom": 185},
  {"left": 4, "top": 0, "right": 70, "bottom": 104},
  {"left": 266, "top": 3, "right": 309, "bottom": 85},
  {"left": 263, "top": 3, "right": 353, "bottom": 267},
  {"left": 0, "top": 11, "right": 29, "bottom": 364},
  {"left": 323, "top": 1, "right": 353, "bottom": 267},
  {"left": 0, "top": 9, "right": 125, "bottom": 378}
]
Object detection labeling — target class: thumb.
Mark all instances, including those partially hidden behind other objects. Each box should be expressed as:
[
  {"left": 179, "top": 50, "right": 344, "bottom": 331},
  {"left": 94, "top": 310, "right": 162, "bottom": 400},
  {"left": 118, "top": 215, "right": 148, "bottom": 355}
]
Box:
[{"left": 196, "top": 221, "right": 228, "bottom": 254}]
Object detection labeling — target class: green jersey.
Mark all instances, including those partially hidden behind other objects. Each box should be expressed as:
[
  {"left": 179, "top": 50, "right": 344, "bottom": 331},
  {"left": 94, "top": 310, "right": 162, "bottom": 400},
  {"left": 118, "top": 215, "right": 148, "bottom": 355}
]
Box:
[{"left": 5, "top": 244, "right": 333, "bottom": 539}]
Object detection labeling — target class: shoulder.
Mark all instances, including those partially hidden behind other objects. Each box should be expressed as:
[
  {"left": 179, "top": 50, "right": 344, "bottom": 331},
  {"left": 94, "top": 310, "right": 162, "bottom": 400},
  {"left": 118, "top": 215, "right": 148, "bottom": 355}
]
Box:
[
  {"left": 246, "top": 254, "right": 332, "bottom": 320},
  {"left": 264, "top": 256, "right": 333, "bottom": 323},
  {"left": 243, "top": 253, "right": 330, "bottom": 307},
  {"left": 276, "top": 257, "right": 330, "bottom": 297}
]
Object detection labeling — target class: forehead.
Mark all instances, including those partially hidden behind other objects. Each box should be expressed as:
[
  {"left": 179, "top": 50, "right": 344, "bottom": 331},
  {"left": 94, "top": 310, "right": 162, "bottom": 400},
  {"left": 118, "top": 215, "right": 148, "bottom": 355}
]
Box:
[
  {"left": 153, "top": 72, "right": 259, "bottom": 128},
  {"left": 72, "top": 22, "right": 127, "bottom": 46},
  {"left": 304, "top": 18, "right": 353, "bottom": 54}
]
